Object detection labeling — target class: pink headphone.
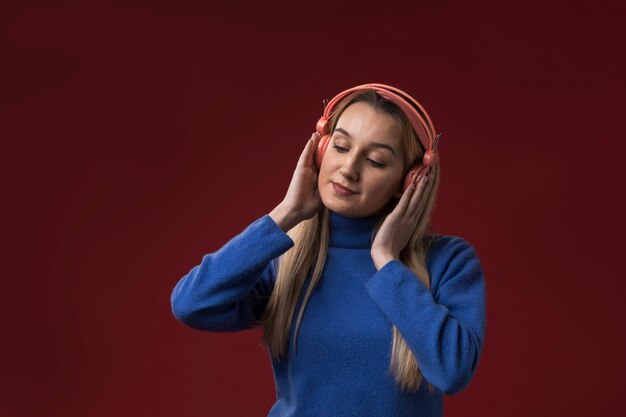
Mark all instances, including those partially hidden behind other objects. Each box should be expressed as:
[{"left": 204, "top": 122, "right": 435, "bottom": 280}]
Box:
[{"left": 314, "top": 83, "right": 441, "bottom": 192}]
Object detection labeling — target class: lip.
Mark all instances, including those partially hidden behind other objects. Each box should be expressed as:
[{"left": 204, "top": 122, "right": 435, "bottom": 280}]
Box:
[{"left": 331, "top": 182, "right": 357, "bottom": 195}]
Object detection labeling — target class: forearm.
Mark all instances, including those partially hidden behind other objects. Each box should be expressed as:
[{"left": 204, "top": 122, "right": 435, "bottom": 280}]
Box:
[
  {"left": 171, "top": 214, "right": 294, "bottom": 331},
  {"left": 366, "top": 254, "right": 485, "bottom": 394}
]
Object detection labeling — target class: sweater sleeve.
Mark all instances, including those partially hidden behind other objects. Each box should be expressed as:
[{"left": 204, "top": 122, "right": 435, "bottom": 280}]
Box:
[
  {"left": 364, "top": 236, "right": 487, "bottom": 395},
  {"left": 170, "top": 214, "right": 294, "bottom": 332}
]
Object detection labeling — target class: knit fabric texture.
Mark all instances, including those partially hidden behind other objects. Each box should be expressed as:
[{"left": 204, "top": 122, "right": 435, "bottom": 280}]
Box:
[{"left": 171, "top": 211, "right": 487, "bottom": 417}]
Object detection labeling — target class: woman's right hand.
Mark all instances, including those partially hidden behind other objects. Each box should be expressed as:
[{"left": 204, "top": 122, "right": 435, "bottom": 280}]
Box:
[{"left": 269, "top": 132, "right": 323, "bottom": 232}]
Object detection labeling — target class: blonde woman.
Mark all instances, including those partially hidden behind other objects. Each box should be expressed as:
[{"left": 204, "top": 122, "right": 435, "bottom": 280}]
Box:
[{"left": 171, "top": 83, "right": 487, "bottom": 417}]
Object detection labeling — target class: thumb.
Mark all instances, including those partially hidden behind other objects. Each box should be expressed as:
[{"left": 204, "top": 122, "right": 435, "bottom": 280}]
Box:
[{"left": 298, "top": 132, "right": 320, "bottom": 169}]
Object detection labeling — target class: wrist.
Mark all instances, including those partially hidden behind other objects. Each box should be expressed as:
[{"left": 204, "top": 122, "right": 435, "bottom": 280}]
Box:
[
  {"left": 269, "top": 203, "right": 301, "bottom": 232},
  {"left": 371, "top": 251, "right": 397, "bottom": 271}
]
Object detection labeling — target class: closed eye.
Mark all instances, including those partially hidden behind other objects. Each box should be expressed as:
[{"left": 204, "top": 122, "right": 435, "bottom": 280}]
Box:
[{"left": 332, "top": 145, "right": 385, "bottom": 168}]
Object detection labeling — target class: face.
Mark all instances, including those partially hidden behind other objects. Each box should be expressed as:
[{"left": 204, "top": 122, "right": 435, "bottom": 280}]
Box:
[{"left": 318, "top": 102, "right": 406, "bottom": 218}]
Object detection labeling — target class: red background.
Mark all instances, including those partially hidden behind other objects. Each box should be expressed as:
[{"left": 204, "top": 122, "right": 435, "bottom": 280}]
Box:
[{"left": 1, "top": 0, "right": 624, "bottom": 416}]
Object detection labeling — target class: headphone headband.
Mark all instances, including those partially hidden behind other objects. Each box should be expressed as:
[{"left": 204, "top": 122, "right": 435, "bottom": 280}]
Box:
[{"left": 316, "top": 83, "right": 438, "bottom": 154}]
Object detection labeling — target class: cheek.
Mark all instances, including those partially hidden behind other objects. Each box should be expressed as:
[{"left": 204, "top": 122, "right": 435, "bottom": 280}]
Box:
[
  {"left": 367, "top": 174, "right": 403, "bottom": 195},
  {"left": 317, "top": 163, "right": 332, "bottom": 190},
  {"left": 318, "top": 155, "right": 337, "bottom": 179},
  {"left": 318, "top": 162, "right": 329, "bottom": 181}
]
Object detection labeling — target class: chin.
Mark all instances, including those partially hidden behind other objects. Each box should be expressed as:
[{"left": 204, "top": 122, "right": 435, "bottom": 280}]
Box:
[
  {"left": 321, "top": 198, "right": 379, "bottom": 218},
  {"left": 320, "top": 197, "right": 355, "bottom": 217}
]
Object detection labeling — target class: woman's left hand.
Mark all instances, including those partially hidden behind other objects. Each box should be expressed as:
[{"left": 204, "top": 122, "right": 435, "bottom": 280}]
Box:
[{"left": 371, "top": 171, "right": 432, "bottom": 270}]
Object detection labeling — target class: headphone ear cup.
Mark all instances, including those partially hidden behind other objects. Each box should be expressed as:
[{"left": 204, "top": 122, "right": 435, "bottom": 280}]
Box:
[{"left": 315, "top": 134, "right": 331, "bottom": 170}]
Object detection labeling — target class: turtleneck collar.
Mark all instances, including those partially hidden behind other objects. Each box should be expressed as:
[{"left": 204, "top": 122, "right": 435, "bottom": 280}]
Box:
[{"left": 328, "top": 210, "right": 380, "bottom": 249}]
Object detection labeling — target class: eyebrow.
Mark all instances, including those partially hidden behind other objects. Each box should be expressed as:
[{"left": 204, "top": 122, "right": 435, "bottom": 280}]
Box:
[{"left": 333, "top": 127, "right": 398, "bottom": 158}]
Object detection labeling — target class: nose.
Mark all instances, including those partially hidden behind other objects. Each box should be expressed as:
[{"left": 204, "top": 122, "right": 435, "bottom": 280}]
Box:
[{"left": 339, "top": 157, "right": 359, "bottom": 181}]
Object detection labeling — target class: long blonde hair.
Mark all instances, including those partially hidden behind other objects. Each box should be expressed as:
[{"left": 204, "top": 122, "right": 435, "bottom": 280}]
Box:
[{"left": 259, "top": 89, "right": 441, "bottom": 393}]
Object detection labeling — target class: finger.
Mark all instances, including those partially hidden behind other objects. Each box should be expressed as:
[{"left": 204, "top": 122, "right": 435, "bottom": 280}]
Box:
[
  {"left": 405, "top": 174, "right": 426, "bottom": 217},
  {"left": 298, "top": 133, "right": 320, "bottom": 169},
  {"left": 411, "top": 179, "right": 431, "bottom": 220},
  {"left": 408, "top": 174, "right": 431, "bottom": 219},
  {"left": 394, "top": 171, "right": 417, "bottom": 218},
  {"left": 406, "top": 175, "right": 423, "bottom": 216}
]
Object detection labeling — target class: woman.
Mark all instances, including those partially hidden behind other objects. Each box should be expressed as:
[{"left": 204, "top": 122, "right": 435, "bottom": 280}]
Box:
[{"left": 171, "top": 83, "right": 487, "bottom": 417}]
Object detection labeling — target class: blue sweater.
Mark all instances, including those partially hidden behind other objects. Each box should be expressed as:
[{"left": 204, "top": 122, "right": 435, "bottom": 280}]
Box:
[{"left": 171, "top": 211, "right": 487, "bottom": 417}]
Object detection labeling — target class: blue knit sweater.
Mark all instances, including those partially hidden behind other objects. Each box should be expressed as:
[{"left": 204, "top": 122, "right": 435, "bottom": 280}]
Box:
[{"left": 171, "top": 211, "right": 486, "bottom": 417}]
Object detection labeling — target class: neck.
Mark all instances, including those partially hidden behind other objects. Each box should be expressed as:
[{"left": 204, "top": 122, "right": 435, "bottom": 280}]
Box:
[{"left": 328, "top": 210, "right": 380, "bottom": 249}]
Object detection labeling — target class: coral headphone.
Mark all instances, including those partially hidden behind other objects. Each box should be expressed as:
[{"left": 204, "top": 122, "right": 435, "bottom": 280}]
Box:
[{"left": 314, "top": 83, "right": 441, "bottom": 192}]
